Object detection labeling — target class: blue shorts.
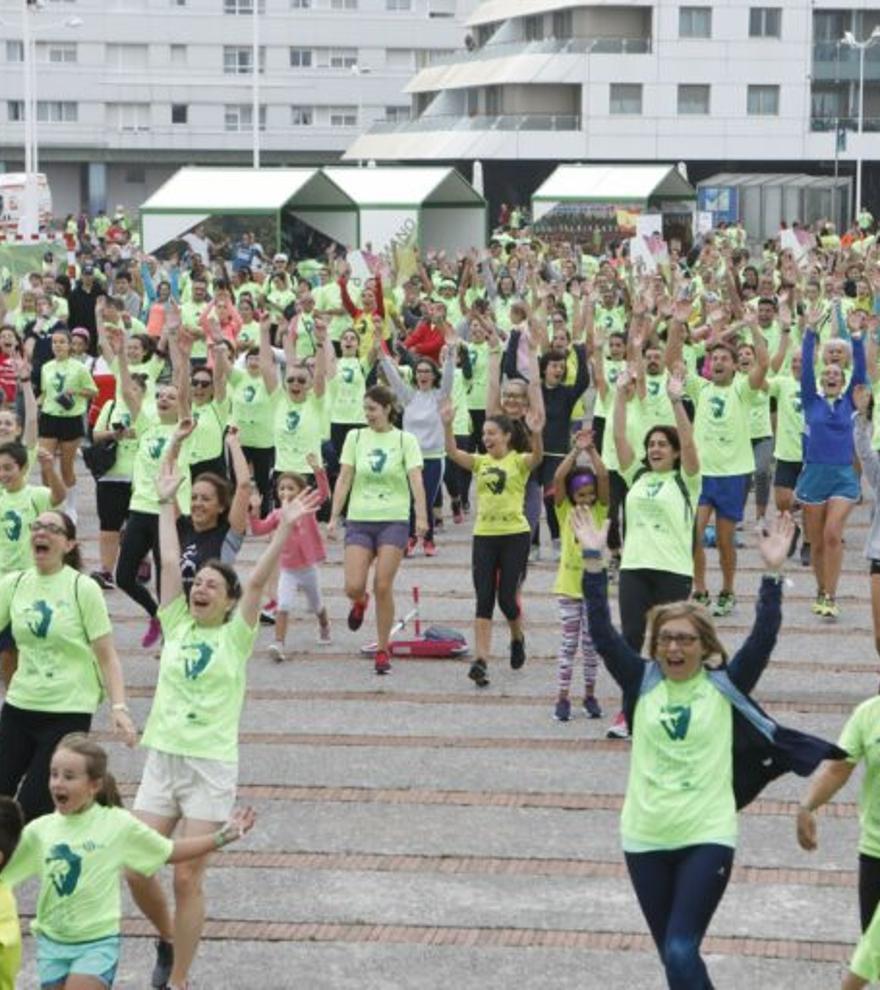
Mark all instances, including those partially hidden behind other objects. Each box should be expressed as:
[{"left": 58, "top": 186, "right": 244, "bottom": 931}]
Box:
[
  {"left": 795, "top": 462, "right": 860, "bottom": 504},
  {"left": 37, "top": 933, "right": 120, "bottom": 988},
  {"left": 698, "top": 474, "right": 749, "bottom": 523}
]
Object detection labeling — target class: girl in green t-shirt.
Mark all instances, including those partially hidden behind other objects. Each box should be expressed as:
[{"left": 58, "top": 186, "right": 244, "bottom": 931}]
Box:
[
  {"left": 2, "top": 734, "right": 255, "bottom": 990},
  {"left": 442, "top": 405, "right": 543, "bottom": 688}
]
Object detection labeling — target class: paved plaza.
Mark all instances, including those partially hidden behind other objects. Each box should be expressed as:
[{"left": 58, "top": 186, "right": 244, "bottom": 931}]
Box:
[{"left": 10, "top": 472, "right": 880, "bottom": 988}]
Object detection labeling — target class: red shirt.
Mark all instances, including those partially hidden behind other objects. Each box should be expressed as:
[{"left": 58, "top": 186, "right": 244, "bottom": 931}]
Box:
[{"left": 404, "top": 321, "right": 444, "bottom": 363}]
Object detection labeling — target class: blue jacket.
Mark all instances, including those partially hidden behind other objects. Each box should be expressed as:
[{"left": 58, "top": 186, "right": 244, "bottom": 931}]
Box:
[
  {"left": 583, "top": 570, "right": 846, "bottom": 809},
  {"left": 801, "top": 328, "right": 865, "bottom": 465}
]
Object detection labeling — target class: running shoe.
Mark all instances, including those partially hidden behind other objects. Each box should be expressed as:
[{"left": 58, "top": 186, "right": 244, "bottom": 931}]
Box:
[
  {"left": 606, "top": 711, "right": 630, "bottom": 739},
  {"left": 510, "top": 636, "right": 526, "bottom": 670},
  {"left": 692, "top": 591, "right": 711, "bottom": 607},
  {"left": 405, "top": 537, "right": 417, "bottom": 557},
  {"left": 259, "top": 599, "right": 277, "bottom": 625},
  {"left": 90, "top": 569, "right": 115, "bottom": 590},
  {"left": 374, "top": 649, "right": 391, "bottom": 675},
  {"left": 554, "top": 698, "right": 571, "bottom": 722},
  {"left": 823, "top": 597, "right": 840, "bottom": 619},
  {"left": 583, "top": 695, "right": 604, "bottom": 719},
  {"left": 468, "top": 658, "right": 490, "bottom": 687},
  {"left": 317, "top": 620, "right": 332, "bottom": 645},
  {"left": 422, "top": 538, "right": 437, "bottom": 557},
  {"left": 151, "top": 939, "right": 173, "bottom": 989},
  {"left": 551, "top": 538, "right": 561, "bottom": 562},
  {"left": 712, "top": 592, "right": 736, "bottom": 617},
  {"left": 347, "top": 594, "right": 369, "bottom": 631},
  {"left": 141, "top": 616, "right": 161, "bottom": 649},
  {"left": 811, "top": 593, "right": 827, "bottom": 615},
  {"left": 267, "top": 643, "right": 286, "bottom": 663},
  {"left": 452, "top": 499, "right": 464, "bottom": 524},
  {"left": 800, "top": 542, "right": 811, "bottom": 567},
  {"left": 787, "top": 522, "right": 801, "bottom": 559},
  {"left": 529, "top": 543, "right": 541, "bottom": 563},
  {"left": 734, "top": 530, "right": 745, "bottom": 549},
  {"left": 461, "top": 501, "right": 471, "bottom": 515}
]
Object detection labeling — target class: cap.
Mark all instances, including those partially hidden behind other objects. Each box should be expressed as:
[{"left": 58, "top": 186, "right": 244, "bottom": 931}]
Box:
[
  {"left": 81, "top": 263, "right": 95, "bottom": 275},
  {"left": 273, "top": 252, "right": 289, "bottom": 263},
  {"left": 71, "top": 326, "right": 90, "bottom": 340}
]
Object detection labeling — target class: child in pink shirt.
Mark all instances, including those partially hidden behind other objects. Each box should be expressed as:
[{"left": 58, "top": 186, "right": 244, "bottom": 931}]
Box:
[{"left": 250, "top": 454, "right": 331, "bottom": 660}]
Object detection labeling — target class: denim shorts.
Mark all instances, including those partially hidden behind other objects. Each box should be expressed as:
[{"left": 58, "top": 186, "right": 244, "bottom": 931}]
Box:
[
  {"left": 697, "top": 474, "right": 749, "bottom": 523},
  {"left": 344, "top": 520, "right": 409, "bottom": 553},
  {"left": 795, "top": 462, "right": 860, "bottom": 504},
  {"left": 37, "top": 933, "right": 120, "bottom": 988}
]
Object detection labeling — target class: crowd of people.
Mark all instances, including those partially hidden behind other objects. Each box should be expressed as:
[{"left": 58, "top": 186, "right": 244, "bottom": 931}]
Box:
[{"left": 0, "top": 206, "right": 879, "bottom": 987}]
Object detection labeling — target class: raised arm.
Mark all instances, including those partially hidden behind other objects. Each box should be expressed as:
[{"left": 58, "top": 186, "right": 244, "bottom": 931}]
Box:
[
  {"left": 36, "top": 448, "right": 66, "bottom": 507},
  {"left": 258, "top": 315, "right": 278, "bottom": 392},
  {"left": 312, "top": 320, "right": 328, "bottom": 398},
  {"left": 748, "top": 325, "right": 770, "bottom": 391},
  {"left": 441, "top": 400, "right": 475, "bottom": 470},
  {"left": 114, "top": 330, "right": 143, "bottom": 422},
  {"left": 850, "top": 331, "right": 867, "bottom": 392},
  {"left": 612, "top": 370, "right": 636, "bottom": 473},
  {"left": 226, "top": 427, "right": 252, "bottom": 536},
  {"left": 800, "top": 324, "right": 818, "bottom": 403},
  {"left": 156, "top": 460, "right": 186, "bottom": 607},
  {"left": 378, "top": 349, "right": 414, "bottom": 405},
  {"left": 669, "top": 373, "right": 699, "bottom": 476}
]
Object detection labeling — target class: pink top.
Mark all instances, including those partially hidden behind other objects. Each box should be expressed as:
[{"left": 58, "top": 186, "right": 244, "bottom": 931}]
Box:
[{"left": 249, "top": 469, "right": 330, "bottom": 571}]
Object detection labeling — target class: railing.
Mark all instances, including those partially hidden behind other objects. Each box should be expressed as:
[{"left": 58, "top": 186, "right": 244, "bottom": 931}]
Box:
[
  {"left": 812, "top": 41, "right": 880, "bottom": 80},
  {"left": 811, "top": 115, "right": 880, "bottom": 132},
  {"left": 367, "top": 112, "right": 581, "bottom": 133},
  {"left": 426, "top": 35, "right": 651, "bottom": 65}
]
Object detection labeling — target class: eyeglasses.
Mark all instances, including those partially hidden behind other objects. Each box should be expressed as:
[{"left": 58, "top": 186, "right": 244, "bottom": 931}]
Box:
[
  {"left": 657, "top": 632, "right": 699, "bottom": 647},
  {"left": 30, "top": 520, "right": 66, "bottom": 536},
  {"left": 501, "top": 391, "right": 526, "bottom": 401},
  {"left": 286, "top": 375, "right": 309, "bottom": 385},
  {"left": 191, "top": 379, "right": 212, "bottom": 388}
]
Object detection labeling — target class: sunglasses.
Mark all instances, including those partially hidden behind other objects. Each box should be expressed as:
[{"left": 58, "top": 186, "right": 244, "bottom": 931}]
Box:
[
  {"left": 286, "top": 375, "right": 309, "bottom": 384},
  {"left": 191, "top": 379, "right": 212, "bottom": 387},
  {"left": 30, "top": 520, "right": 66, "bottom": 536}
]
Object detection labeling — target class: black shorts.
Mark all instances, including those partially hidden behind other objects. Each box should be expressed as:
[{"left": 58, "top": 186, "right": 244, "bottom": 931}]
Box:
[
  {"left": 38, "top": 412, "right": 84, "bottom": 442},
  {"left": 97, "top": 480, "right": 132, "bottom": 532},
  {"left": 870, "top": 560, "right": 880, "bottom": 576},
  {"left": 774, "top": 458, "right": 802, "bottom": 490}
]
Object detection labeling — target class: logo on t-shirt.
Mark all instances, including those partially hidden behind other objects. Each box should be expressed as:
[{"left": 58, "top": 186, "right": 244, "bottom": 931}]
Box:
[
  {"left": 148, "top": 436, "right": 168, "bottom": 460},
  {"left": 183, "top": 642, "right": 215, "bottom": 680},
  {"left": 367, "top": 449, "right": 387, "bottom": 474},
  {"left": 659, "top": 704, "right": 691, "bottom": 741},
  {"left": 648, "top": 380, "right": 661, "bottom": 397},
  {"left": 23, "top": 599, "right": 53, "bottom": 638},
  {"left": 645, "top": 480, "right": 664, "bottom": 499},
  {"left": 2, "top": 510, "right": 22, "bottom": 542},
  {"left": 243, "top": 386, "right": 256, "bottom": 403},
  {"left": 792, "top": 391, "right": 802, "bottom": 414},
  {"left": 483, "top": 466, "right": 507, "bottom": 495},
  {"left": 341, "top": 367, "right": 355, "bottom": 385},
  {"left": 286, "top": 410, "right": 301, "bottom": 432},
  {"left": 46, "top": 843, "right": 82, "bottom": 897},
  {"left": 708, "top": 396, "right": 726, "bottom": 420},
  {"left": 52, "top": 372, "right": 65, "bottom": 395}
]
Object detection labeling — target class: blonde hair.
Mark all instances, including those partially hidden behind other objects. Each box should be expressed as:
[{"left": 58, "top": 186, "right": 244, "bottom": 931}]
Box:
[{"left": 646, "top": 601, "right": 728, "bottom": 667}]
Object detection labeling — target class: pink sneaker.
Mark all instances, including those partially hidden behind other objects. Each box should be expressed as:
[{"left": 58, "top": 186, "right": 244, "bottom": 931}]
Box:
[{"left": 141, "top": 616, "right": 162, "bottom": 649}]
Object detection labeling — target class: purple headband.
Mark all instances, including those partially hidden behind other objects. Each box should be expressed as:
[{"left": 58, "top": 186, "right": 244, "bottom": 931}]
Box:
[{"left": 567, "top": 471, "right": 596, "bottom": 497}]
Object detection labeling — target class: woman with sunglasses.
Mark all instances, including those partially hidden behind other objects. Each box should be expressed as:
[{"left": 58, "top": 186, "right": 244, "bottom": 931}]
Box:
[
  {"left": 573, "top": 508, "right": 844, "bottom": 990},
  {"left": 0, "top": 510, "right": 137, "bottom": 821}
]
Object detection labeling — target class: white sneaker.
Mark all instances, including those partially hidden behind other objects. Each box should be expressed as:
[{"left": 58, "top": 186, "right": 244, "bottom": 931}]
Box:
[
  {"left": 317, "top": 622, "right": 332, "bottom": 645},
  {"left": 267, "top": 643, "right": 286, "bottom": 663}
]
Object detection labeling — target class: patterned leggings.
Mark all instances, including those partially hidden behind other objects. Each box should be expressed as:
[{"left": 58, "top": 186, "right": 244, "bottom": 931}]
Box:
[{"left": 556, "top": 596, "right": 599, "bottom": 694}]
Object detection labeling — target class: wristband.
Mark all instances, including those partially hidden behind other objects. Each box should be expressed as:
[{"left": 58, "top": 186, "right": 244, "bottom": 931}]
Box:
[
  {"left": 111, "top": 702, "right": 129, "bottom": 713},
  {"left": 213, "top": 830, "right": 226, "bottom": 849},
  {"left": 582, "top": 549, "right": 603, "bottom": 560}
]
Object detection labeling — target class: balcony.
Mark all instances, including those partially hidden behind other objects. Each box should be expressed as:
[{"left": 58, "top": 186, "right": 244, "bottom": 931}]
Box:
[
  {"left": 368, "top": 111, "right": 581, "bottom": 133},
  {"left": 811, "top": 115, "right": 880, "bottom": 132},
  {"left": 812, "top": 41, "right": 880, "bottom": 82},
  {"left": 428, "top": 36, "right": 652, "bottom": 66}
]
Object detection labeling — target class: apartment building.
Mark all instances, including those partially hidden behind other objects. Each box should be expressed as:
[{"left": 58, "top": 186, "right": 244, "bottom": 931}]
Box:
[
  {"left": 345, "top": 1, "right": 880, "bottom": 211},
  {"left": 0, "top": 0, "right": 463, "bottom": 215}
]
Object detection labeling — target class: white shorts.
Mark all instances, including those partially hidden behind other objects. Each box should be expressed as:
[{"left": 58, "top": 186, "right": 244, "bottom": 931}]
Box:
[
  {"left": 277, "top": 564, "right": 323, "bottom": 615},
  {"left": 133, "top": 748, "right": 237, "bottom": 823}
]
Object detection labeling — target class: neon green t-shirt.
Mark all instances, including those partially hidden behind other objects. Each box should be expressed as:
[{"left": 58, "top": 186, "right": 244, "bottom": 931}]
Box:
[
  {"left": 141, "top": 594, "right": 259, "bottom": 762},
  {"left": 838, "top": 696, "right": 880, "bottom": 858},
  {"left": 0, "top": 567, "right": 111, "bottom": 714},
  {"left": 768, "top": 375, "right": 803, "bottom": 462},
  {"left": 0, "top": 485, "right": 53, "bottom": 572},
  {"left": 39, "top": 359, "right": 95, "bottom": 418},
  {"left": 466, "top": 341, "right": 489, "bottom": 412},
  {"left": 237, "top": 320, "right": 260, "bottom": 351},
  {"left": 594, "top": 304, "right": 626, "bottom": 334},
  {"left": 597, "top": 359, "right": 626, "bottom": 419},
  {"left": 94, "top": 397, "right": 138, "bottom": 481},
  {"left": 0, "top": 882, "right": 20, "bottom": 990},
  {"left": 620, "top": 462, "right": 701, "bottom": 578},
  {"left": 111, "top": 355, "right": 165, "bottom": 404},
  {"left": 641, "top": 372, "right": 676, "bottom": 429},
  {"left": 190, "top": 398, "right": 229, "bottom": 465},
  {"left": 129, "top": 412, "right": 194, "bottom": 515},
  {"left": 621, "top": 670, "right": 736, "bottom": 851},
  {"left": 553, "top": 499, "right": 608, "bottom": 598},
  {"left": 1, "top": 803, "right": 172, "bottom": 944},
  {"left": 601, "top": 398, "right": 644, "bottom": 474},
  {"left": 271, "top": 390, "right": 326, "bottom": 472},
  {"left": 745, "top": 376, "right": 771, "bottom": 440},
  {"left": 329, "top": 357, "right": 368, "bottom": 426},
  {"left": 228, "top": 369, "right": 274, "bottom": 449},
  {"left": 341, "top": 427, "right": 423, "bottom": 522},
  {"left": 851, "top": 899, "right": 880, "bottom": 983},
  {"left": 179, "top": 300, "right": 208, "bottom": 359},
  {"left": 688, "top": 375, "right": 756, "bottom": 476},
  {"left": 451, "top": 368, "right": 471, "bottom": 436},
  {"left": 472, "top": 451, "right": 531, "bottom": 537},
  {"left": 313, "top": 282, "right": 356, "bottom": 342}
]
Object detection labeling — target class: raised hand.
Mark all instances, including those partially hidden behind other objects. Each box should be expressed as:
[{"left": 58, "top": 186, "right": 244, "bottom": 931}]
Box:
[
  {"left": 571, "top": 505, "right": 610, "bottom": 554},
  {"left": 758, "top": 512, "right": 796, "bottom": 571},
  {"left": 279, "top": 486, "right": 324, "bottom": 526},
  {"left": 666, "top": 373, "right": 686, "bottom": 403},
  {"left": 157, "top": 460, "right": 184, "bottom": 503}
]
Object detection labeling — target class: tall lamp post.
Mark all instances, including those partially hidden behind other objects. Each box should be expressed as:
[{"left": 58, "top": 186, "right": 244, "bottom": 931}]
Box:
[
  {"left": 842, "top": 25, "right": 880, "bottom": 219},
  {"left": 351, "top": 64, "right": 371, "bottom": 166},
  {"left": 251, "top": 0, "right": 260, "bottom": 168}
]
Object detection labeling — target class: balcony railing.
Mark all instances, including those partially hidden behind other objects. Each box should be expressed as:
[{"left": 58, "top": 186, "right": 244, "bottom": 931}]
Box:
[
  {"left": 811, "top": 115, "right": 880, "bottom": 132},
  {"left": 426, "top": 36, "right": 651, "bottom": 66},
  {"left": 368, "top": 112, "right": 581, "bottom": 133},
  {"left": 812, "top": 41, "right": 880, "bottom": 81}
]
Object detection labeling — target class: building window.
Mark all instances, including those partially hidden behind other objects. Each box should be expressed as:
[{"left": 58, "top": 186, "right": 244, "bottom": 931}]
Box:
[
  {"left": 107, "top": 103, "right": 151, "bottom": 131},
  {"left": 125, "top": 167, "right": 146, "bottom": 184},
  {"left": 749, "top": 7, "right": 781, "bottom": 37},
  {"left": 330, "top": 0, "right": 357, "bottom": 8},
  {"left": 8, "top": 100, "right": 78, "bottom": 122},
  {"left": 679, "top": 6, "right": 711, "bottom": 38},
  {"left": 524, "top": 15, "right": 544, "bottom": 41},
  {"left": 291, "top": 105, "right": 314, "bottom": 125},
  {"left": 223, "top": 46, "right": 265, "bottom": 74},
  {"left": 386, "top": 48, "right": 414, "bottom": 68},
  {"left": 171, "top": 103, "right": 188, "bottom": 123},
  {"left": 224, "top": 0, "right": 265, "bottom": 11},
  {"left": 329, "top": 47, "right": 357, "bottom": 68},
  {"left": 414, "top": 48, "right": 454, "bottom": 68},
  {"left": 290, "top": 47, "right": 313, "bottom": 67},
  {"left": 5, "top": 41, "right": 23, "bottom": 63},
  {"left": 290, "top": 0, "right": 311, "bottom": 7},
  {"left": 170, "top": 44, "right": 187, "bottom": 65},
  {"left": 329, "top": 105, "right": 358, "bottom": 126},
  {"left": 610, "top": 83, "right": 642, "bottom": 114},
  {"left": 386, "top": 0, "right": 411, "bottom": 9},
  {"left": 677, "top": 83, "right": 710, "bottom": 114},
  {"left": 385, "top": 105, "right": 410, "bottom": 122},
  {"left": 106, "top": 43, "right": 149, "bottom": 69},
  {"left": 747, "top": 84, "right": 779, "bottom": 115},
  {"left": 224, "top": 103, "right": 266, "bottom": 131},
  {"left": 552, "top": 10, "right": 573, "bottom": 39},
  {"left": 39, "top": 43, "right": 77, "bottom": 63}
]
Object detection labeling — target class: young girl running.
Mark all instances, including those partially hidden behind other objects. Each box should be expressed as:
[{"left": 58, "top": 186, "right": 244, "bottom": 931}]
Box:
[
  {"left": 551, "top": 429, "right": 608, "bottom": 722},
  {"left": 250, "top": 452, "right": 331, "bottom": 660},
  {"left": 1, "top": 734, "right": 255, "bottom": 990}
]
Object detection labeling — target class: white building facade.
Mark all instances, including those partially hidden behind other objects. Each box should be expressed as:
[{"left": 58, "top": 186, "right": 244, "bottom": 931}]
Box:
[
  {"left": 345, "top": 0, "right": 880, "bottom": 214},
  {"left": 0, "top": 0, "right": 463, "bottom": 216}
]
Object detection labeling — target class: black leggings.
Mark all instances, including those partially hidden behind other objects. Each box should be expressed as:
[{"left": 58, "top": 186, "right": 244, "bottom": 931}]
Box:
[
  {"left": 469, "top": 408, "right": 486, "bottom": 455},
  {"left": 619, "top": 569, "right": 693, "bottom": 652},
  {"left": 444, "top": 435, "right": 473, "bottom": 503},
  {"left": 0, "top": 703, "right": 92, "bottom": 821},
  {"left": 472, "top": 532, "right": 531, "bottom": 620},
  {"left": 116, "top": 510, "right": 161, "bottom": 618},
  {"left": 860, "top": 853, "right": 880, "bottom": 931},
  {"left": 240, "top": 445, "right": 275, "bottom": 517},
  {"left": 625, "top": 843, "right": 734, "bottom": 990},
  {"left": 607, "top": 469, "right": 628, "bottom": 553}
]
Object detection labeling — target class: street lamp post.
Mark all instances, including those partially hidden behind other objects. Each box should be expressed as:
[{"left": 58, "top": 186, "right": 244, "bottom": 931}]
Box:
[
  {"left": 842, "top": 25, "right": 880, "bottom": 218},
  {"left": 351, "top": 64, "right": 371, "bottom": 166},
  {"left": 252, "top": 0, "right": 260, "bottom": 168}
]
